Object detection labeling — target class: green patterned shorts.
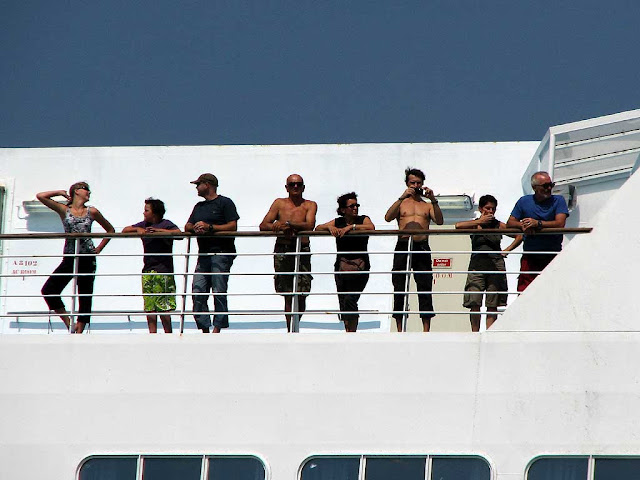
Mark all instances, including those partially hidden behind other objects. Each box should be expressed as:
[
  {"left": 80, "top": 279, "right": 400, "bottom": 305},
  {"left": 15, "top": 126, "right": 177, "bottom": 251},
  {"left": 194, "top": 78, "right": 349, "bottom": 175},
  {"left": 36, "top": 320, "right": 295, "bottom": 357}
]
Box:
[{"left": 142, "top": 271, "right": 177, "bottom": 312}]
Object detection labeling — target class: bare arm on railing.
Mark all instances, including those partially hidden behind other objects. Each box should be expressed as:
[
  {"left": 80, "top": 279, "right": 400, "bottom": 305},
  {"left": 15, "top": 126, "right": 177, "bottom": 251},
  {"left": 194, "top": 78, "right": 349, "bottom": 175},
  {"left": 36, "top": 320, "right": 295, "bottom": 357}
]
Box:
[
  {"left": 123, "top": 225, "right": 183, "bottom": 235},
  {"left": 259, "top": 198, "right": 317, "bottom": 234},
  {"left": 454, "top": 213, "right": 496, "bottom": 230},
  {"left": 455, "top": 218, "right": 522, "bottom": 254},
  {"left": 290, "top": 200, "right": 317, "bottom": 232},
  {"left": 507, "top": 213, "right": 567, "bottom": 234},
  {"left": 122, "top": 226, "right": 145, "bottom": 234},
  {"left": 316, "top": 216, "right": 375, "bottom": 237},
  {"left": 260, "top": 200, "right": 287, "bottom": 233}
]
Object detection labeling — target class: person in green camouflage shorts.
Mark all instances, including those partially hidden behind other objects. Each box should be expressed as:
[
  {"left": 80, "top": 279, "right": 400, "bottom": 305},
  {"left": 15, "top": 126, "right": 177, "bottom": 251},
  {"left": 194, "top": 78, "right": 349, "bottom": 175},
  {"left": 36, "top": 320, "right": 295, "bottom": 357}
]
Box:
[
  {"left": 142, "top": 273, "right": 177, "bottom": 312},
  {"left": 123, "top": 198, "right": 181, "bottom": 333}
]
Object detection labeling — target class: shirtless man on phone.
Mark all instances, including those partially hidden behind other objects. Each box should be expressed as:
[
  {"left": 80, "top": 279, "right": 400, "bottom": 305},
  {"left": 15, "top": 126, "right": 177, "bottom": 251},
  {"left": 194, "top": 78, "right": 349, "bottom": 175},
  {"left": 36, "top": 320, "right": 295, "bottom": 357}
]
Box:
[{"left": 385, "top": 167, "right": 444, "bottom": 332}]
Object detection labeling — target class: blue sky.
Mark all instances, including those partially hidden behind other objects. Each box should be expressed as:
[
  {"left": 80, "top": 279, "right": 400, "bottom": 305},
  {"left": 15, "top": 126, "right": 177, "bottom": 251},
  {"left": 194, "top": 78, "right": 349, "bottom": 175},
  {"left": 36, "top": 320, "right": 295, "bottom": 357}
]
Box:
[{"left": 2, "top": 1, "right": 639, "bottom": 147}]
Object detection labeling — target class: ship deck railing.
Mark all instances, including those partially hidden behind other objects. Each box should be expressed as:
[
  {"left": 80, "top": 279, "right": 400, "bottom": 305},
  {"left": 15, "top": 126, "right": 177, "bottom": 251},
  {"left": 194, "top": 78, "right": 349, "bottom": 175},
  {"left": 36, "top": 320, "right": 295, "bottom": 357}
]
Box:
[{"left": 0, "top": 228, "right": 591, "bottom": 334}]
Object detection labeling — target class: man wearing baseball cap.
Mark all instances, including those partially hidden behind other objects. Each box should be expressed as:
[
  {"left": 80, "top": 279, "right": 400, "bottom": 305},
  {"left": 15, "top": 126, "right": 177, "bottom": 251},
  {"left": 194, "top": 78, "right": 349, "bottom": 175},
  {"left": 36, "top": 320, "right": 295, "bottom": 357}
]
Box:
[{"left": 185, "top": 173, "right": 240, "bottom": 333}]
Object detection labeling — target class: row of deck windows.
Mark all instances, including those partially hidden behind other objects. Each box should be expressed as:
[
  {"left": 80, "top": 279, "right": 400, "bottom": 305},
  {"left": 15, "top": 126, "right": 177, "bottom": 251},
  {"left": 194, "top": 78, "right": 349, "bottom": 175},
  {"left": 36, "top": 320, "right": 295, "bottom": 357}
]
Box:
[
  {"left": 528, "top": 456, "right": 640, "bottom": 480},
  {"left": 78, "top": 455, "right": 640, "bottom": 480},
  {"left": 79, "top": 456, "right": 264, "bottom": 480}
]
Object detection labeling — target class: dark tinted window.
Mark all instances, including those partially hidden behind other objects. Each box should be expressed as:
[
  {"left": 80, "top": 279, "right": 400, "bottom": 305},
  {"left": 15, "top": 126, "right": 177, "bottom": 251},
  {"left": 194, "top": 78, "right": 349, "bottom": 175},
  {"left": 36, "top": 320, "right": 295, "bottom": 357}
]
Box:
[
  {"left": 300, "top": 457, "right": 360, "bottom": 480},
  {"left": 142, "top": 457, "right": 202, "bottom": 480},
  {"left": 431, "top": 456, "right": 490, "bottom": 480},
  {"left": 79, "top": 457, "right": 137, "bottom": 480},
  {"left": 528, "top": 457, "right": 588, "bottom": 480},
  {"left": 594, "top": 457, "right": 640, "bottom": 480},
  {"left": 208, "top": 457, "right": 266, "bottom": 480},
  {"left": 365, "top": 457, "right": 425, "bottom": 480}
]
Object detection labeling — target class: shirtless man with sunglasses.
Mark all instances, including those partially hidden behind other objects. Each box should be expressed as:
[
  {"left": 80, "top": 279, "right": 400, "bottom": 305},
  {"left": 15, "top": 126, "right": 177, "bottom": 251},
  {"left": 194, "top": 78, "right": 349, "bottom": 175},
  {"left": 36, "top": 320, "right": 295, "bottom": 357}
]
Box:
[{"left": 260, "top": 174, "right": 317, "bottom": 331}]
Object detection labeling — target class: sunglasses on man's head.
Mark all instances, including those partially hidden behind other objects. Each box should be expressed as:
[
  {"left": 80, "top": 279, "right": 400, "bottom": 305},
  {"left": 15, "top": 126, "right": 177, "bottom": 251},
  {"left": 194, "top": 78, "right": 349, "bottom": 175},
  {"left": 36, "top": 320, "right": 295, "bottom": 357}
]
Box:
[
  {"left": 287, "top": 182, "right": 304, "bottom": 188},
  {"left": 537, "top": 182, "right": 555, "bottom": 189},
  {"left": 345, "top": 203, "right": 360, "bottom": 209},
  {"left": 76, "top": 186, "right": 90, "bottom": 192}
]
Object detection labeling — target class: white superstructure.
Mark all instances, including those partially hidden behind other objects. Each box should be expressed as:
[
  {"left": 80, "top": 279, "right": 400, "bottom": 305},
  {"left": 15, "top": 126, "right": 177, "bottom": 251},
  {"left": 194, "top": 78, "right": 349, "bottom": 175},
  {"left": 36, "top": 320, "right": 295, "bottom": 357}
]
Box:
[{"left": 1, "top": 110, "right": 640, "bottom": 480}]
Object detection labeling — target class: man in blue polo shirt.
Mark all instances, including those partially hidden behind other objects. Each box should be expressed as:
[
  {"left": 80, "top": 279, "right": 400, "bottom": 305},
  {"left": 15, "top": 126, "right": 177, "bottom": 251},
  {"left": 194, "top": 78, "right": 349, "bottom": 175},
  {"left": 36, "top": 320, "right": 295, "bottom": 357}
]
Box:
[{"left": 507, "top": 171, "right": 569, "bottom": 291}]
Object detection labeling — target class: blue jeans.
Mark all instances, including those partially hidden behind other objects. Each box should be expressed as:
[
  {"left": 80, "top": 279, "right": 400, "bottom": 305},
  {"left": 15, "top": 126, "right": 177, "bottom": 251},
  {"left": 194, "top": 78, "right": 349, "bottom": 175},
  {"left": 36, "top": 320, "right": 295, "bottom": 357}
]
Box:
[{"left": 192, "top": 254, "right": 234, "bottom": 330}]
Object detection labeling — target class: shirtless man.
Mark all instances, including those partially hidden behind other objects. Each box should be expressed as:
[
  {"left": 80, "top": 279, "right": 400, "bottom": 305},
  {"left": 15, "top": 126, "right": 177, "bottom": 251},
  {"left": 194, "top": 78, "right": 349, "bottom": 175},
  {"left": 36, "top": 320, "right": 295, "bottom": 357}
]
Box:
[
  {"left": 384, "top": 167, "right": 444, "bottom": 332},
  {"left": 260, "top": 174, "right": 318, "bottom": 331}
]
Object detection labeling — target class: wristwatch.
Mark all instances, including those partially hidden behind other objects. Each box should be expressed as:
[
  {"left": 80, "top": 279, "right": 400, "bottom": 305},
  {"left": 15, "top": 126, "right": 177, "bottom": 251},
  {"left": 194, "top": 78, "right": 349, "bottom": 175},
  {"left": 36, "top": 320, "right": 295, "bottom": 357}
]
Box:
[{"left": 537, "top": 220, "right": 542, "bottom": 228}]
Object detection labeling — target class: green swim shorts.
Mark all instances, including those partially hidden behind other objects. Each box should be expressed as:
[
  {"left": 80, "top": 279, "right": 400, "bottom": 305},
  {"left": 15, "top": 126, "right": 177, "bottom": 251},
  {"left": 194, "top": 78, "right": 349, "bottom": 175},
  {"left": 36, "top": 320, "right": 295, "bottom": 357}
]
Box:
[{"left": 141, "top": 271, "right": 177, "bottom": 312}]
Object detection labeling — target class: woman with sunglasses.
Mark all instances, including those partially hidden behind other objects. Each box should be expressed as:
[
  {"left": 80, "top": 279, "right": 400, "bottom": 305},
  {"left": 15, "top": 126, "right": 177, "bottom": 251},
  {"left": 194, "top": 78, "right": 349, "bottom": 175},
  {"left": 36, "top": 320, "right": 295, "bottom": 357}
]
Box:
[
  {"left": 37, "top": 182, "right": 115, "bottom": 333},
  {"left": 316, "top": 192, "right": 375, "bottom": 332}
]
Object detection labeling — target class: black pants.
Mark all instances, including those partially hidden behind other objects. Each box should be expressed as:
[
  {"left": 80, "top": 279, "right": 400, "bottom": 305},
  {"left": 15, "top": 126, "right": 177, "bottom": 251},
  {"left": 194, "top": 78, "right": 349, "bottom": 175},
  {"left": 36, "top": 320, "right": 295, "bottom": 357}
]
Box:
[
  {"left": 391, "top": 240, "right": 434, "bottom": 321},
  {"left": 334, "top": 257, "right": 369, "bottom": 321},
  {"left": 41, "top": 256, "right": 96, "bottom": 324}
]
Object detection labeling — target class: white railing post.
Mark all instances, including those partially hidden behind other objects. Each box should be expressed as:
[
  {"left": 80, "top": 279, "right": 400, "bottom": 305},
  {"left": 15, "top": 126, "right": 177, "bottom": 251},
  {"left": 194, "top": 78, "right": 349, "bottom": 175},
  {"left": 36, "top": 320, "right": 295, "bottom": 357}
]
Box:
[
  {"left": 401, "top": 236, "right": 414, "bottom": 333},
  {"left": 180, "top": 237, "right": 192, "bottom": 335},
  {"left": 290, "top": 236, "right": 302, "bottom": 333},
  {"left": 69, "top": 238, "right": 80, "bottom": 334},
  {"left": 0, "top": 228, "right": 592, "bottom": 333}
]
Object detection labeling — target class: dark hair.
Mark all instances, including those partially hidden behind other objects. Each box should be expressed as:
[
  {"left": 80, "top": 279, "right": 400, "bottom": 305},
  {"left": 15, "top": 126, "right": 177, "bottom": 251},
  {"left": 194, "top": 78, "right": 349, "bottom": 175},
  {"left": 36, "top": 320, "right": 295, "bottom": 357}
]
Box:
[
  {"left": 404, "top": 167, "right": 425, "bottom": 183},
  {"left": 68, "top": 181, "right": 90, "bottom": 205},
  {"left": 478, "top": 194, "right": 498, "bottom": 208},
  {"left": 336, "top": 192, "right": 357, "bottom": 215},
  {"left": 145, "top": 198, "right": 166, "bottom": 219}
]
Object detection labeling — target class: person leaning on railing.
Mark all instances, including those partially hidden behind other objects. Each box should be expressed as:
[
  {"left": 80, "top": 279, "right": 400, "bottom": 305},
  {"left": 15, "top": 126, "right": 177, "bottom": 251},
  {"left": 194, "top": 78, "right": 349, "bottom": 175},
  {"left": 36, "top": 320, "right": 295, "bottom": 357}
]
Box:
[
  {"left": 455, "top": 194, "right": 521, "bottom": 332},
  {"left": 122, "top": 197, "right": 182, "bottom": 334},
  {"left": 316, "top": 192, "right": 375, "bottom": 333},
  {"left": 259, "top": 174, "right": 317, "bottom": 332},
  {"left": 506, "top": 171, "right": 569, "bottom": 292},
  {"left": 184, "top": 173, "right": 239, "bottom": 334},
  {"left": 37, "top": 182, "right": 115, "bottom": 333}
]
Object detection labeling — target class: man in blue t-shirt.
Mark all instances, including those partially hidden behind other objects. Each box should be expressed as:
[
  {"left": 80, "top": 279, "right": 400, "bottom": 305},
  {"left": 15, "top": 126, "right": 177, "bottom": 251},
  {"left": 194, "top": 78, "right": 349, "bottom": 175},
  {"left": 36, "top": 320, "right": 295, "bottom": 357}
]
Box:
[
  {"left": 185, "top": 173, "right": 240, "bottom": 333},
  {"left": 507, "top": 171, "right": 569, "bottom": 292}
]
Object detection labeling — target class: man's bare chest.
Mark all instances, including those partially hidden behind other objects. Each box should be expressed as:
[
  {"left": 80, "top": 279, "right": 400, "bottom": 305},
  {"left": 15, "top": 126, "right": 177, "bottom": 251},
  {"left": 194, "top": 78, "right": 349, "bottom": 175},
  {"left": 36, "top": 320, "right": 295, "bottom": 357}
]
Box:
[
  {"left": 399, "top": 202, "right": 430, "bottom": 218},
  {"left": 280, "top": 202, "right": 309, "bottom": 219}
]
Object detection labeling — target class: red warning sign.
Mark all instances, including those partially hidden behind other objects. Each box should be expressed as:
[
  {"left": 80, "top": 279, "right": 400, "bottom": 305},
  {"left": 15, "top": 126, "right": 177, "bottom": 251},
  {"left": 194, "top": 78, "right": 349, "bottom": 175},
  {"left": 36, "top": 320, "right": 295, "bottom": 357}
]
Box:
[{"left": 432, "top": 258, "right": 452, "bottom": 269}]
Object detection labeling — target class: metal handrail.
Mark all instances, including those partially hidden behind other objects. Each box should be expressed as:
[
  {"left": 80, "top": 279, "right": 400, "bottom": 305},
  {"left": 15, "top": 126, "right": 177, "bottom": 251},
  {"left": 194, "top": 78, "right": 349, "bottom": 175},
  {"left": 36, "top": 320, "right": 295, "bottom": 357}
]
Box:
[
  {"left": 0, "top": 228, "right": 591, "bottom": 333},
  {"left": 0, "top": 227, "right": 593, "bottom": 240}
]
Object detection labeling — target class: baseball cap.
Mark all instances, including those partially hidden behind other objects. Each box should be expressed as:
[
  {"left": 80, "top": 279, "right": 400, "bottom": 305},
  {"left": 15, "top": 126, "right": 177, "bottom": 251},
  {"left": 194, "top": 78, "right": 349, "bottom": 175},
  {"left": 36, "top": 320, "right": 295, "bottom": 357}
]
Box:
[{"left": 190, "top": 173, "right": 218, "bottom": 186}]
